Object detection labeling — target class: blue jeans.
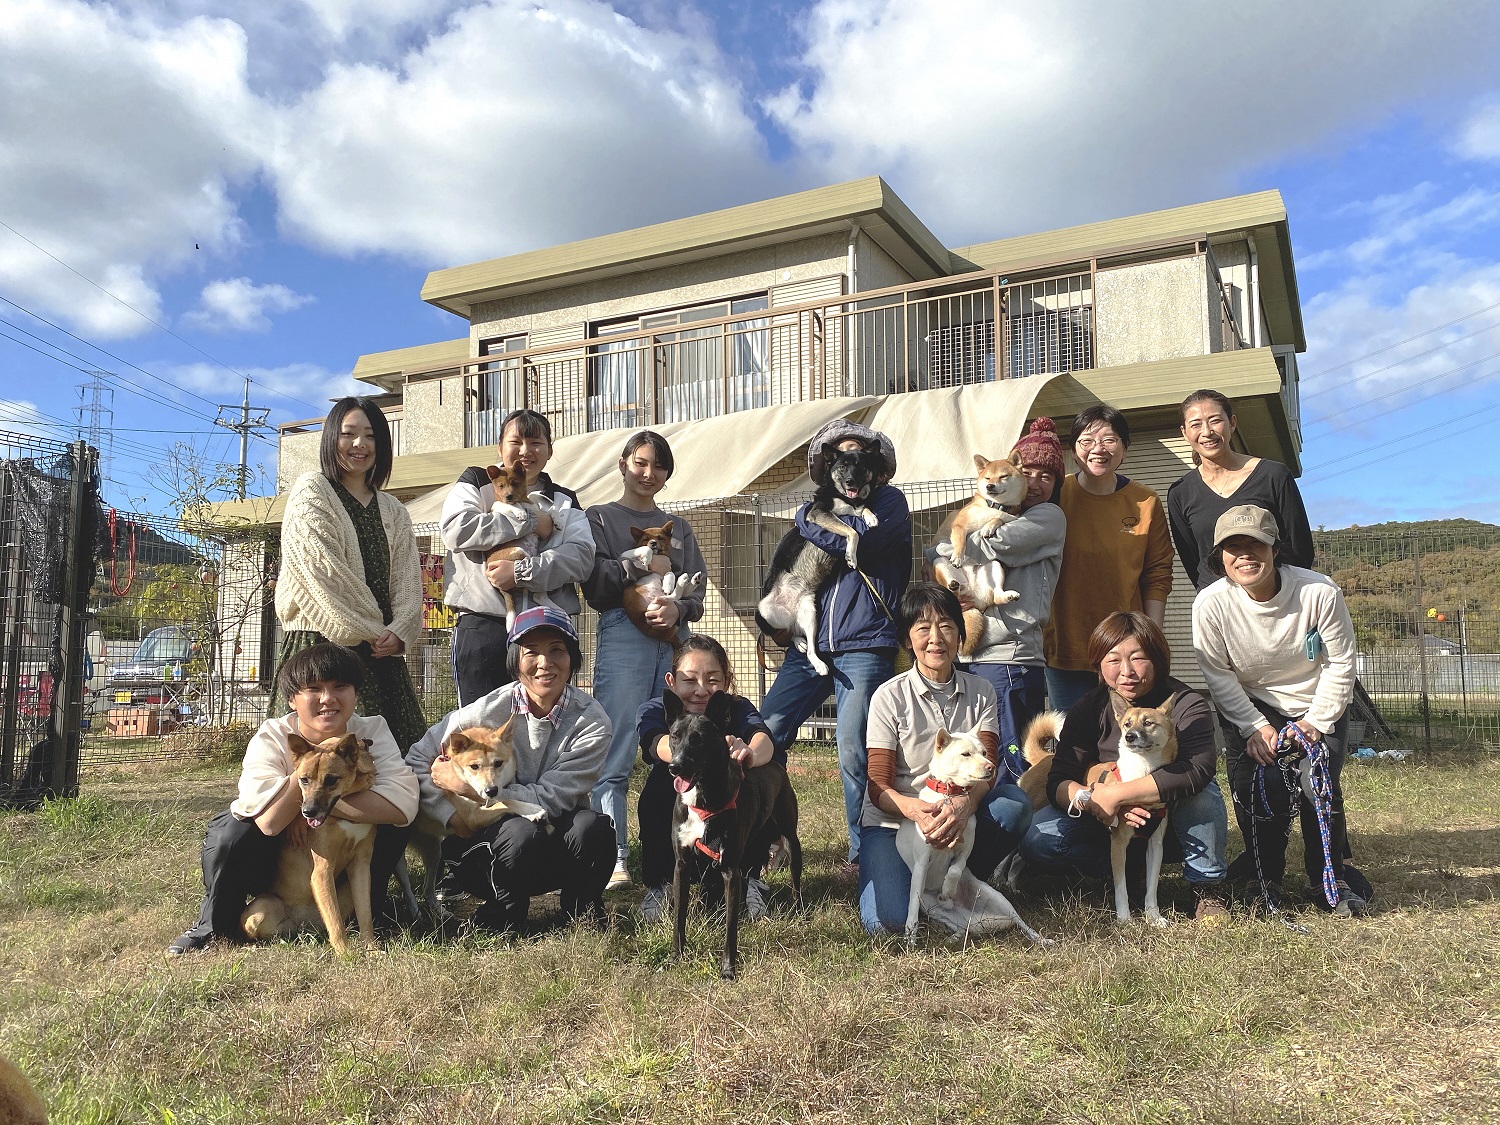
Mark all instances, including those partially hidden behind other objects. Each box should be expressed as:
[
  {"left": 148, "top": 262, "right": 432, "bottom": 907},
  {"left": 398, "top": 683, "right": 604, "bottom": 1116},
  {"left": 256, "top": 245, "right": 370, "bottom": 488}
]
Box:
[
  {"left": 589, "top": 608, "right": 678, "bottom": 864},
  {"left": 857, "top": 782, "right": 1031, "bottom": 935},
  {"left": 759, "top": 646, "right": 895, "bottom": 863},
  {"left": 1044, "top": 667, "right": 1098, "bottom": 714},
  {"left": 1020, "top": 779, "right": 1229, "bottom": 887},
  {"left": 966, "top": 663, "right": 1046, "bottom": 785}
]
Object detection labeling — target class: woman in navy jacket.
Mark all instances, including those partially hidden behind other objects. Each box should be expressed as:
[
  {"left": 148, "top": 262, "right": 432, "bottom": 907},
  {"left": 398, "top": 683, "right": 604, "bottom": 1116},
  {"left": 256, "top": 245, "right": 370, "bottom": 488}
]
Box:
[{"left": 757, "top": 419, "right": 912, "bottom": 869}]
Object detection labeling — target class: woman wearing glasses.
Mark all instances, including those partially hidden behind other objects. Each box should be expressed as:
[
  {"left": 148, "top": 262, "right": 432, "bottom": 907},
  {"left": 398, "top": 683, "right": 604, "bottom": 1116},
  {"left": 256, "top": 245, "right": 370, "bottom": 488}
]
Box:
[{"left": 1042, "top": 405, "right": 1176, "bottom": 713}]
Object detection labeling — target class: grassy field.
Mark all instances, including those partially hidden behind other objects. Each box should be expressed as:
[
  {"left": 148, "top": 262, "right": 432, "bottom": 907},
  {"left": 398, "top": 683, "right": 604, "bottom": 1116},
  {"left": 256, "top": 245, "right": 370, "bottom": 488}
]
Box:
[{"left": 1, "top": 747, "right": 1497, "bottom": 1124}]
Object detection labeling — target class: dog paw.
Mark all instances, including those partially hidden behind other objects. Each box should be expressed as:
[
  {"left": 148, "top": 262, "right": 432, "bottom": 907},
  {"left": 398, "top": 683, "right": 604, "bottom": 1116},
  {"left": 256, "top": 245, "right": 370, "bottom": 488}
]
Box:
[
  {"left": 845, "top": 539, "right": 860, "bottom": 571},
  {"left": 996, "top": 591, "right": 1021, "bottom": 604},
  {"left": 808, "top": 655, "right": 830, "bottom": 676}
]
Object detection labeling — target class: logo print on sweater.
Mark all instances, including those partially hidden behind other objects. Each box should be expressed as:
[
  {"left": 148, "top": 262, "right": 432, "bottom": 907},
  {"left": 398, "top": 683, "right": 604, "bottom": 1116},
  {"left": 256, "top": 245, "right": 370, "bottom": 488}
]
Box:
[{"left": 1121, "top": 515, "right": 1140, "bottom": 532}]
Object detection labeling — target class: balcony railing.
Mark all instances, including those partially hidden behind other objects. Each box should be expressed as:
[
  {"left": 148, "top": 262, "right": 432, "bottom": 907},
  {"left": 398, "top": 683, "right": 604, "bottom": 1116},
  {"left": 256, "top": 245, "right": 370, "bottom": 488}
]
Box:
[{"left": 400, "top": 267, "right": 1097, "bottom": 446}]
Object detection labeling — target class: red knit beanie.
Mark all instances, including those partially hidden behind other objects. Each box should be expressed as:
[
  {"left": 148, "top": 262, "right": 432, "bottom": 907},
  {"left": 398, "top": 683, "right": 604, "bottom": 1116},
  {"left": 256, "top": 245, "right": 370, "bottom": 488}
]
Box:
[{"left": 1011, "top": 417, "right": 1065, "bottom": 478}]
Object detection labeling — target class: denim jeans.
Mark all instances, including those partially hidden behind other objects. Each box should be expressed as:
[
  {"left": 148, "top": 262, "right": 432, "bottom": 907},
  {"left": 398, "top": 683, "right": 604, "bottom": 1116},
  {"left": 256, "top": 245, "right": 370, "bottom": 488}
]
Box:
[
  {"left": 759, "top": 646, "right": 895, "bottom": 863},
  {"left": 1044, "top": 666, "right": 1098, "bottom": 715},
  {"left": 966, "top": 662, "right": 1047, "bottom": 785},
  {"left": 856, "top": 783, "right": 1029, "bottom": 935},
  {"left": 589, "top": 608, "right": 678, "bottom": 864},
  {"left": 1020, "top": 778, "right": 1229, "bottom": 887}
]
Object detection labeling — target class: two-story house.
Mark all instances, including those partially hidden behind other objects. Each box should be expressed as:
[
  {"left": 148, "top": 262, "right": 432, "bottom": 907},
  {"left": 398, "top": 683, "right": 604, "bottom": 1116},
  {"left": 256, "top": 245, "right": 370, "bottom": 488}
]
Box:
[{"left": 217, "top": 176, "right": 1304, "bottom": 714}]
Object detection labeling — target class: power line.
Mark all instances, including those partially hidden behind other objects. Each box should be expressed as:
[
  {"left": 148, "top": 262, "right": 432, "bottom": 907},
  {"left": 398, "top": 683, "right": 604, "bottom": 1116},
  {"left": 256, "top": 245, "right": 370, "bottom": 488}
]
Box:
[
  {"left": 1301, "top": 297, "right": 1500, "bottom": 381},
  {"left": 0, "top": 219, "right": 326, "bottom": 413},
  {"left": 1305, "top": 350, "right": 1500, "bottom": 429},
  {"left": 1301, "top": 315, "right": 1500, "bottom": 402},
  {"left": 1303, "top": 402, "right": 1500, "bottom": 486}
]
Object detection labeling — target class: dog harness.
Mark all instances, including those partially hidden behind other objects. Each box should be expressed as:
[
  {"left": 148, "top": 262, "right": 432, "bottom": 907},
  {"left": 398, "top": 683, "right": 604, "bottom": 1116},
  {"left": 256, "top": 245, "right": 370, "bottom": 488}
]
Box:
[{"left": 684, "top": 788, "right": 739, "bottom": 863}]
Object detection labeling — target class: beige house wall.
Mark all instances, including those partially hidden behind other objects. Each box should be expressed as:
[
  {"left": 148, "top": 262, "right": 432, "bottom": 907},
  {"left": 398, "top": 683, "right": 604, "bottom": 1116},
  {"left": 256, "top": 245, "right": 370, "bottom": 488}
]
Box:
[
  {"left": 1094, "top": 254, "right": 1212, "bottom": 368},
  {"left": 468, "top": 232, "right": 851, "bottom": 343},
  {"left": 277, "top": 430, "right": 322, "bottom": 492},
  {"left": 403, "top": 374, "right": 465, "bottom": 456},
  {"left": 855, "top": 230, "right": 918, "bottom": 292}
]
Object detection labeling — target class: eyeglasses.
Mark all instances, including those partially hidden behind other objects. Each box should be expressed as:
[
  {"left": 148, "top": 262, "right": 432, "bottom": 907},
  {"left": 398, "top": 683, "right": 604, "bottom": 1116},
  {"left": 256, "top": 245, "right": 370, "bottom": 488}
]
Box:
[{"left": 1075, "top": 435, "right": 1121, "bottom": 451}]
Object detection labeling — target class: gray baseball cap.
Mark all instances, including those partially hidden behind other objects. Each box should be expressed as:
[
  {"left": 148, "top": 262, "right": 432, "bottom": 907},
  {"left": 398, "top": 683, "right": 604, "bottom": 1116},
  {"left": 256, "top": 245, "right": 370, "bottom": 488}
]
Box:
[{"left": 1211, "top": 504, "right": 1279, "bottom": 550}]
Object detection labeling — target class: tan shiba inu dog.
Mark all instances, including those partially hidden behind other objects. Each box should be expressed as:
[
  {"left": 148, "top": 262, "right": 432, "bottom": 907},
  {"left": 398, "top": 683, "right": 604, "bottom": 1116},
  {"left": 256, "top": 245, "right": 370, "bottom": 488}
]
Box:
[
  {"left": 0, "top": 1052, "right": 47, "bottom": 1125},
  {"left": 240, "top": 732, "right": 379, "bottom": 956},
  {"left": 619, "top": 520, "right": 703, "bottom": 647},
  {"left": 934, "top": 453, "right": 1028, "bottom": 656}
]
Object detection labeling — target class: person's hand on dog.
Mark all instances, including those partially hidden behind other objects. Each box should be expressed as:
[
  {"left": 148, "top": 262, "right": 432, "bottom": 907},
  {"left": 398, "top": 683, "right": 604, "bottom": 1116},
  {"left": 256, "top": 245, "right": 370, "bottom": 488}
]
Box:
[
  {"left": 286, "top": 817, "right": 311, "bottom": 849},
  {"left": 1247, "top": 724, "right": 1279, "bottom": 765},
  {"left": 429, "top": 755, "right": 462, "bottom": 796},
  {"left": 485, "top": 558, "right": 518, "bottom": 591},
  {"left": 726, "top": 735, "right": 752, "bottom": 763},
  {"left": 917, "top": 798, "right": 971, "bottom": 849},
  {"left": 531, "top": 510, "right": 554, "bottom": 540},
  {"left": 370, "top": 630, "right": 403, "bottom": 658},
  {"left": 644, "top": 596, "right": 680, "bottom": 628},
  {"left": 1085, "top": 786, "right": 1148, "bottom": 829}
]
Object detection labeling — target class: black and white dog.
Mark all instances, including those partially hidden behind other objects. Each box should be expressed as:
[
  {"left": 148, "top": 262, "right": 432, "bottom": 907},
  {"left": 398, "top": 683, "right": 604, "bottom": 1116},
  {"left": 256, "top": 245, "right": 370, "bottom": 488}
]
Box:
[
  {"left": 755, "top": 439, "right": 886, "bottom": 676},
  {"left": 667, "top": 689, "right": 802, "bottom": 980}
]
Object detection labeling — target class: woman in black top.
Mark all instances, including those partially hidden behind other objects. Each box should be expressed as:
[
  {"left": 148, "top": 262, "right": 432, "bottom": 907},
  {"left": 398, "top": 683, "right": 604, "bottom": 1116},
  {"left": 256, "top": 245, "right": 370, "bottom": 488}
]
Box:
[{"left": 1166, "top": 388, "right": 1314, "bottom": 589}]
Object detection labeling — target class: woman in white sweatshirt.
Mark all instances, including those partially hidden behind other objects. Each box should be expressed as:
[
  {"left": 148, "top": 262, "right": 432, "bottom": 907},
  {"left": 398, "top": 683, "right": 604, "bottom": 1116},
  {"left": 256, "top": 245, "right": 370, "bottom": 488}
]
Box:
[{"left": 1191, "top": 503, "right": 1367, "bottom": 916}]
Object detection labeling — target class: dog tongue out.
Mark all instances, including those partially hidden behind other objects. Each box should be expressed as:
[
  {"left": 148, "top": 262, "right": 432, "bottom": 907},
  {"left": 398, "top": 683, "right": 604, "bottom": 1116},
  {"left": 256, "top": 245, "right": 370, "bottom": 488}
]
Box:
[{"left": 673, "top": 776, "right": 691, "bottom": 794}]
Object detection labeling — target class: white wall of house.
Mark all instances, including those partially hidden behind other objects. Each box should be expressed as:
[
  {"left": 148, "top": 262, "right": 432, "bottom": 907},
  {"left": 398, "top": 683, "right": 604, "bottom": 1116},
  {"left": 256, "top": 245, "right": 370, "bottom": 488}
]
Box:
[
  {"left": 403, "top": 376, "right": 465, "bottom": 456},
  {"left": 855, "top": 231, "right": 920, "bottom": 292},
  {"left": 277, "top": 430, "right": 321, "bottom": 492},
  {"left": 1094, "top": 254, "right": 1213, "bottom": 367}
]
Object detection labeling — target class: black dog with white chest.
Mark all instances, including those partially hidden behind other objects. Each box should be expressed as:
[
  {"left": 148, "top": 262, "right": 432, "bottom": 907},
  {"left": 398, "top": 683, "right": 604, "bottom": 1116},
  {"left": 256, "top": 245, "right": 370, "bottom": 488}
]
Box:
[{"left": 666, "top": 689, "right": 802, "bottom": 980}]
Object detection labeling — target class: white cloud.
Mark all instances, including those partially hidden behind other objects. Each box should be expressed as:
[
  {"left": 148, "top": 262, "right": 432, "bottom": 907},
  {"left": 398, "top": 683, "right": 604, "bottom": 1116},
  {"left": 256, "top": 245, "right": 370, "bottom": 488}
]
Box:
[
  {"left": 265, "top": 0, "right": 781, "bottom": 263},
  {"left": 0, "top": 399, "right": 60, "bottom": 440},
  {"left": 183, "top": 277, "right": 315, "bottom": 332},
  {"left": 1455, "top": 99, "right": 1500, "bottom": 161},
  {"left": 767, "top": 0, "right": 1500, "bottom": 243},
  {"left": 0, "top": 0, "right": 264, "bottom": 337},
  {"left": 161, "top": 361, "right": 365, "bottom": 413}
]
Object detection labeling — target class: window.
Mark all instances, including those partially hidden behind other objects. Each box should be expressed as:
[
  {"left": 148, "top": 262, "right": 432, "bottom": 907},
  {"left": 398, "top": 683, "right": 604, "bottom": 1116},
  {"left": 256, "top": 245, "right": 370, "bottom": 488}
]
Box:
[{"left": 469, "top": 333, "right": 528, "bottom": 446}]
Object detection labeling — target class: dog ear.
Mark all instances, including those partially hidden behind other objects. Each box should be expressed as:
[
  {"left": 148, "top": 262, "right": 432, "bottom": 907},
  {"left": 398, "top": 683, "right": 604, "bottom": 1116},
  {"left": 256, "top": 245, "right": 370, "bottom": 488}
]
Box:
[
  {"left": 335, "top": 733, "right": 363, "bottom": 760},
  {"left": 1109, "top": 691, "right": 1130, "bottom": 722},
  {"left": 1159, "top": 692, "right": 1181, "bottom": 718},
  {"left": 287, "top": 733, "right": 316, "bottom": 759},
  {"left": 973, "top": 453, "right": 990, "bottom": 472},
  {"left": 446, "top": 730, "right": 472, "bottom": 755},
  {"left": 705, "top": 690, "right": 733, "bottom": 731},
  {"left": 663, "top": 689, "right": 685, "bottom": 724},
  {"left": 1009, "top": 449, "right": 1025, "bottom": 468},
  {"left": 629, "top": 526, "right": 645, "bottom": 542},
  {"left": 660, "top": 518, "right": 674, "bottom": 537},
  {"left": 486, "top": 464, "right": 503, "bottom": 484},
  {"left": 934, "top": 728, "right": 951, "bottom": 752},
  {"left": 495, "top": 716, "right": 514, "bottom": 743}
]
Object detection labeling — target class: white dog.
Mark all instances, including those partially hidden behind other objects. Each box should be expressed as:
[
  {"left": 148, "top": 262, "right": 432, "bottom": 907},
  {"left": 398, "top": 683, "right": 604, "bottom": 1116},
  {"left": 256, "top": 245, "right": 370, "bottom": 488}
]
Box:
[{"left": 895, "top": 727, "right": 1048, "bottom": 947}]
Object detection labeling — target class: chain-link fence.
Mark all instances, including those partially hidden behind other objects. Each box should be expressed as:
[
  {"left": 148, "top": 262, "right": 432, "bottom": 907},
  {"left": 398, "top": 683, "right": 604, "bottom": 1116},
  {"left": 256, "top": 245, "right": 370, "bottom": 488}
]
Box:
[
  {"left": 1315, "top": 523, "right": 1500, "bottom": 751},
  {"left": 75, "top": 482, "right": 1500, "bottom": 770},
  {"left": 1, "top": 431, "right": 96, "bottom": 803}
]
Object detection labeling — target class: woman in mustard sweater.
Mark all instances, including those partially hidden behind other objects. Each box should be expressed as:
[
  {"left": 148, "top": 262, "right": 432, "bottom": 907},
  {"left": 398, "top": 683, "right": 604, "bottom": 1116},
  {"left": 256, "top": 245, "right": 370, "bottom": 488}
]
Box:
[{"left": 1042, "top": 404, "right": 1175, "bottom": 713}]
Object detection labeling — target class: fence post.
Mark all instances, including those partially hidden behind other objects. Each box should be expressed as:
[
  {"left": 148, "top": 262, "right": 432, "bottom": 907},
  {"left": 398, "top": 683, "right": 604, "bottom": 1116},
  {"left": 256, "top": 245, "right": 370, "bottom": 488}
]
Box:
[
  {"left": 53, "top": 441, "right": 97, "bottom": 797},
  {"left": 1412, "top": 534, "right": 1431, "bottom": 751},
  {"left": 0, "top": 466, "right": 20, "bottom": 789},
  {"left": 754, "top": 493, "right": 765, "bottom": 702}
]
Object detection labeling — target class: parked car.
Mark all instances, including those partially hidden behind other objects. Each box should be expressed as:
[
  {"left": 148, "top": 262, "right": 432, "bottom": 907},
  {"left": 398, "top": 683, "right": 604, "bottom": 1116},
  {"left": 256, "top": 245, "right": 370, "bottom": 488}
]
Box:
[{"left": 105, "top": 626, "right": 210, "bottom": 706}]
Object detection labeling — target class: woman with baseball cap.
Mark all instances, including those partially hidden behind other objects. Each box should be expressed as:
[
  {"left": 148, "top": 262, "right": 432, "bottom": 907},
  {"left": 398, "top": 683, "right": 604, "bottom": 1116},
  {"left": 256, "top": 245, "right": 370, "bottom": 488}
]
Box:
[
  {"left": 1191, "top": 504, "right": 1369, "bottom": 916},
  {"left": 407, "top": 605, "right": 616, "bottom": 932}
]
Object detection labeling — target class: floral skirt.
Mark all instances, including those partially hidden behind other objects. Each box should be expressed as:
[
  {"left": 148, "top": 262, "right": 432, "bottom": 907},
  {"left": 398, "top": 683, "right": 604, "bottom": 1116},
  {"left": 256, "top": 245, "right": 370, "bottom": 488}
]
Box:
[{"left": 268, "top": 630, "right": 429, "bottom": 752}]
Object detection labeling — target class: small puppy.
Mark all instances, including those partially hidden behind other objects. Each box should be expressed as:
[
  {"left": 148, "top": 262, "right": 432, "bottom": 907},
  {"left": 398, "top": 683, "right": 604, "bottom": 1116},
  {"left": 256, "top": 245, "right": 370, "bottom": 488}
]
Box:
[
  {"left": 667, "top": 689, "right": 802, "bottom": 981},
  {"left": 483, "top": 463, "right": 561, "bottom": 629},
  {"left": 240, "top": 732, "right": 378, "bottom": 956},
  {"left": 1088, "top": 693, "right": 1180, "bottom": 927},
  {"left": 894, "top": 727, "right": 995, "bottom": 945},
  {"left": 756, "top": 440, "right": 884, "bottom": 676},
  {"left": 398, "top": 722, "right": 549, "bottom": 917},
  {"left": 932, "top": 453, "right": 1027, "bottom": 657},
  {"left": 619, "top": 520, "right": 703, "bottom": 646}
]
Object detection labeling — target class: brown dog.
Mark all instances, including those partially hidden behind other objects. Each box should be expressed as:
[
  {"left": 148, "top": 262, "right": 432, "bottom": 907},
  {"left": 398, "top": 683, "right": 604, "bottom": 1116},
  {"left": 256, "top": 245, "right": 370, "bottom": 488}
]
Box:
[
  {"left": 620, "top": 520, "right": 702, "bottom": 646},
  {"left": 0, "top": 1053, "right": 47, "bottom": 1125},
  {"left": 483, "top": 463, "right": 544, "bottom": 628},
  {"left": 933, "top": 453, "right": 1027, "bottom": 656},
  {"left": 241, "top": 732, "right": 379, "bottom": 956}
]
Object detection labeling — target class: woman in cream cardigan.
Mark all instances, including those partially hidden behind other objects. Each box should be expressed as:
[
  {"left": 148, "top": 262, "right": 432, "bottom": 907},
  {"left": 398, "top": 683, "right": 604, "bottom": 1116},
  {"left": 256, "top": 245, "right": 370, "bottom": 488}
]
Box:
[{"left": 272, "top": 396, "right": 426, "bottom": 752}]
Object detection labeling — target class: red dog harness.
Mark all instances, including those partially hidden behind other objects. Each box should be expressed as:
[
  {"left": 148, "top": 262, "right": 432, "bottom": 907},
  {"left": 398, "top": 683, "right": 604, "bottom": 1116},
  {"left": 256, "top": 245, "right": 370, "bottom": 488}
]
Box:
[{"left": 683, "top": 788, "right": 739, "bottom": 863}]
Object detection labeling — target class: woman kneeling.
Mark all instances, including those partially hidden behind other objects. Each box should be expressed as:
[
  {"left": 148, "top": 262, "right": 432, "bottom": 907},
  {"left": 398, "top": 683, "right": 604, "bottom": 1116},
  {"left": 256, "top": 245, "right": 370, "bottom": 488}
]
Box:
[
  {"left": 409, "top": 606, "right": 615, "bottom": 932},
  {"left": 1020, "top": 612, "right": 1230, "bottom": 923},
  {"left": 859, "top": 582, "right": 1033, "bottom": 935}
]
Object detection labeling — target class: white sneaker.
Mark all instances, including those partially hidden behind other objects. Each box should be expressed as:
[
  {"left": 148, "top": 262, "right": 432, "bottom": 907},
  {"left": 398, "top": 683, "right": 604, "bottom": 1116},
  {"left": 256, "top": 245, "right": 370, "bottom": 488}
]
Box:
[
  {"left": 607, "top": 861, "right": 632, "bottom": 891},
  {"left": 744, "top": 877, "right": 771, "bottom": 921},
  {"left": 638, "top": 884, "right": 671, "bottom": 924}
]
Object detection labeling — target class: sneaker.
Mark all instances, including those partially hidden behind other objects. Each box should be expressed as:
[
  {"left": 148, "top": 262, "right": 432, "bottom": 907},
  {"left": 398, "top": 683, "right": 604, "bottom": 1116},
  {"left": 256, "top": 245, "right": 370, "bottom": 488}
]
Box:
[
  {"left": 1323, "top": 879, "right": 1369, "bottom": 918},
  {"left": 1192, "top": 885, "right": 1231, "bottom": 927},
  {"left": 166, "top": 922, "right": 214, "bottom": 957},
  {"left": 744, "top": 877, "right": 770, "bottom": 922},
  {"left": 638, "top": 884, "right": 671, "bottom": 925},
  {"left": 607, "top": 861, "right": 633, "bottom": 892}
]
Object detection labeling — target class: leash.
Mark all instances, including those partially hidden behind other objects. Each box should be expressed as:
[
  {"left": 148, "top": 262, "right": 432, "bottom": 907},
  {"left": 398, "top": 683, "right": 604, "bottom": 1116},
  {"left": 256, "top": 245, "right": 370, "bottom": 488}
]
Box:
[
  {"left": 1236, "top": 722, "right": 1340, "bottom": 932},
  {"left": 107, "top": 508, "right": 137, "bottom": 596}
]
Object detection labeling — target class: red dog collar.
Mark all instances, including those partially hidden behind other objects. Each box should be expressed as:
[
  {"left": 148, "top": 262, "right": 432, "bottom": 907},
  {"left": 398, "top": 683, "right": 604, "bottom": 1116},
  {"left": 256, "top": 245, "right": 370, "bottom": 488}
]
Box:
[{"left": 924, "top": 777, "right": 970, "bottom": 797}]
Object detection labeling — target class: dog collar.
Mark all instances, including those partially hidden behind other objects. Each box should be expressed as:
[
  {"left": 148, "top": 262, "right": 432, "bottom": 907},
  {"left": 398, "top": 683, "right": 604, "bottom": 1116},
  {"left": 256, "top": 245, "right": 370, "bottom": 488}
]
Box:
[
  {"left": 924, "top": 777, "right": 970, "bottom": 797},
  {"left": 685, "top": 792, "right": 737, "bottom": 820},
  {"left": 981, "top": 497, "right": 1013, "bottom": 511}
]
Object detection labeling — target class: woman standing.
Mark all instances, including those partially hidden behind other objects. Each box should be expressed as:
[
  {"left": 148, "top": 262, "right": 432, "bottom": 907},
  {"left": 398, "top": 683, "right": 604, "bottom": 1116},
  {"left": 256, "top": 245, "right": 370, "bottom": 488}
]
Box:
[
  {"left": 407, "top": 606, "right": 615, "bottom": 932},
  {"left": 1021, "top": 611, "right": 1230, "bottom": 922},
  {"left": 439, "top": 408, "right": 594, "bottom": 705},
  {"left": 1043, "top": 405, "right": 1175, "bottom": 713},
  {"left": 859, "top": 583, "right": 1029, "bottom": 936},
  {"left": 634, "top": 635, "right": 777, "bottom": 923},
  {"left": 1191, "top": 505, "right": 1366, "bottom": 915},
  {"left": 1167, "top": 389, "right": 1314, "bottom": 590},
  {"left": 273, "top": 396, "right": 426, "bottom": 752},
  {"left": 582, "top": 431, "right": 707, "bottom": 890}
]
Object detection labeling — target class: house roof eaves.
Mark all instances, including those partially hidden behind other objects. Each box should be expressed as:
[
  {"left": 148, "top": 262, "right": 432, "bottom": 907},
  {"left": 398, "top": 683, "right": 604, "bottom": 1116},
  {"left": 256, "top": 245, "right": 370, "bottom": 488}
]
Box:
[
  {"left": 420, "top": 177, "right": 953, "bottom": 317},
  {"left": 351, "top": 337, "right": 473, "bottom": 387}
]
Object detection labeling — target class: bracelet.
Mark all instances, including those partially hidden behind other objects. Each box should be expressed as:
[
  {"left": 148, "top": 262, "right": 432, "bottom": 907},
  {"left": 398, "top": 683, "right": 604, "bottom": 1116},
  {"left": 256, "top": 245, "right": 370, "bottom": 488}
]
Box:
[{"left": 1067, "top": 787, "right": 1092, "bottom": 818}]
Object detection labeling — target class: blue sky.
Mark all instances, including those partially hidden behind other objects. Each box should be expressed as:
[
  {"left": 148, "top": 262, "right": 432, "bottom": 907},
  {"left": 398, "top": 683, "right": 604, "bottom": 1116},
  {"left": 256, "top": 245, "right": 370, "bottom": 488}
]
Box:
[{"left": 2, "top": 0, "right": 1500, "bottom": 527}]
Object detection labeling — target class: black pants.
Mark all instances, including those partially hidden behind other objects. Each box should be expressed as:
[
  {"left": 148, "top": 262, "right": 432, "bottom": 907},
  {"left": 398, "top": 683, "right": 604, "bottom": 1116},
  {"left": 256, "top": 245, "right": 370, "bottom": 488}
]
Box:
[
  {"left": 446, "top": 807, "right": 615, "bottom": 927},
  {"left": 453, "top": 613, "right": 516, "bottom": 707},
  {"left": 1222, "top": 707, "right": 1350, "bottom": 889},
  {"left": 638, "top": 765, "right": 678, "bottom": 889},
  {"left": 194, "top": 808, "right": 412, "bottom": 938}
]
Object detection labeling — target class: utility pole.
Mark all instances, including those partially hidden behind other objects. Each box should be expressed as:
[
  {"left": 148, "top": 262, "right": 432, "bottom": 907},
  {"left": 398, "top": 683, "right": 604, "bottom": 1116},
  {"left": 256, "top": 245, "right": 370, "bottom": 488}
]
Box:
[{"left": 213, "top": 378, "right": 273, "bottom": 499}]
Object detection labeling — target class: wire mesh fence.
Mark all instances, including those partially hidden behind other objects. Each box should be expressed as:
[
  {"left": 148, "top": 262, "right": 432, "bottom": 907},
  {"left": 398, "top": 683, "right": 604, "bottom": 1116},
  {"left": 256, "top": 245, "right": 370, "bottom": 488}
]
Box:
[{"left": 73, "top": 483, "right": 1500, "bottom": 772}]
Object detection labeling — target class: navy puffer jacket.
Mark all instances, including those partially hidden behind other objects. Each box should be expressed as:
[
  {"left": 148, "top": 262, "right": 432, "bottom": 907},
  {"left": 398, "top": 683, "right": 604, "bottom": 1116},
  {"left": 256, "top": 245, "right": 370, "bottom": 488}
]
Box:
[{"left": 795, "top": 482, "right": 912, "bottom": 654}]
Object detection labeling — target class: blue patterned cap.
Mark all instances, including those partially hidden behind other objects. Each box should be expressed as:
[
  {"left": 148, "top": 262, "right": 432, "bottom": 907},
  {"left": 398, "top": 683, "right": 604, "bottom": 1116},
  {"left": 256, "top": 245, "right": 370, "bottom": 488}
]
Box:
[{"left": 507, "top": 605, "right": 578, "bottom": 644}]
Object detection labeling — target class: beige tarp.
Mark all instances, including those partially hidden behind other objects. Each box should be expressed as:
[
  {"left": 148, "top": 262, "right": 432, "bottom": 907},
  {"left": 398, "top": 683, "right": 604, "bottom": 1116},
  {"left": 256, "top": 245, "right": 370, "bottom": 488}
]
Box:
[{"left": 753, "top": 374, "right": 1058, "bottom": 514}]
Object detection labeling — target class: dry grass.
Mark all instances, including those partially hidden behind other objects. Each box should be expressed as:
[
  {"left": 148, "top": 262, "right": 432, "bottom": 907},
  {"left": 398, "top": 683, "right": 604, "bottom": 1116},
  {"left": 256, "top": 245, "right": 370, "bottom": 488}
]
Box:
[{"left": 1, "top": 749, "right": 1497, "bottom": 1124}]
